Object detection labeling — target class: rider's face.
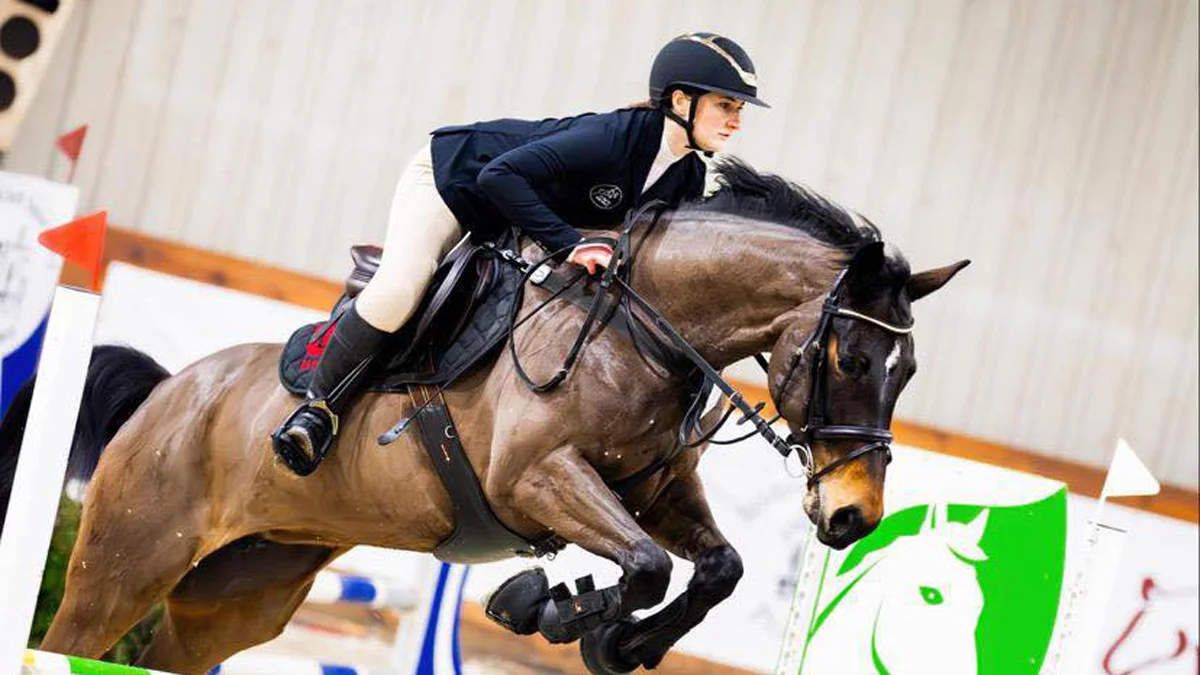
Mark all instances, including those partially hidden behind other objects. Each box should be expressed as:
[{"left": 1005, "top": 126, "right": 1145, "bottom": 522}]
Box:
[{"left": 690, "top": 93, "right": 744, "bottom": 153}]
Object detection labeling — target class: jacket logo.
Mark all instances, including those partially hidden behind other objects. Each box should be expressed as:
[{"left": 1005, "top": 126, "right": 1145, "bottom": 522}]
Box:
[{"left": 589, "top": 184, "right": 623, "bottom": 210}]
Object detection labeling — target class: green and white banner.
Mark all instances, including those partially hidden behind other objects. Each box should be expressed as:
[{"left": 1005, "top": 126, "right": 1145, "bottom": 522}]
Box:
[{"left": 776, "top": 447, "right": 1108, "bottom": 675}]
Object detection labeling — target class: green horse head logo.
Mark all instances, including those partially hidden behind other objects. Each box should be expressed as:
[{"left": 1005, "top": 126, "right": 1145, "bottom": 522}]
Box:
[{"left": 796, "top": 490, "right": 1067, "bottom": 675}]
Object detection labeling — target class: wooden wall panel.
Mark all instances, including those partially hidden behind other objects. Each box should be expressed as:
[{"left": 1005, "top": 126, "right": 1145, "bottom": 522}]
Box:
[{"left": 6, "top": 0, "right": 1197, "bottom": 486}]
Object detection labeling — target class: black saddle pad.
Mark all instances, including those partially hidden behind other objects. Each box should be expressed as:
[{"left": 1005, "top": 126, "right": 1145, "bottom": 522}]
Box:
[{"left": 279, "top": 253, "right": 521, "bottom": 395}]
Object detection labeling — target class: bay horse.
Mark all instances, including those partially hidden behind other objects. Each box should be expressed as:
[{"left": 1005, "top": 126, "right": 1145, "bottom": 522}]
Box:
[{"left": 2, "top": 160, "right": 967, "bottom": 674}]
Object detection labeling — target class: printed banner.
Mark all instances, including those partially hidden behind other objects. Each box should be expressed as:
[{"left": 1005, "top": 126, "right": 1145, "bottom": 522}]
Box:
[
  {"left": 777, "top": 447, "right": 1092, "bottom": 675},
  {"left": 0, "top": 172, "right": 79, "bottom": 416}
]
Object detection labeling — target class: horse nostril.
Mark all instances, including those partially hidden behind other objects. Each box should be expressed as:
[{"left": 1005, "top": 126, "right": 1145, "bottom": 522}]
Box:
[{"left": 829, "top": 506, "right": 866, "bottom": 538}]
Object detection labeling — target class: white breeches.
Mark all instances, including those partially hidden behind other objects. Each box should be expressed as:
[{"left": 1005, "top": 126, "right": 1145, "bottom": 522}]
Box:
[{"left": 355, "top": 143, "right": 464, "bottom": 333}]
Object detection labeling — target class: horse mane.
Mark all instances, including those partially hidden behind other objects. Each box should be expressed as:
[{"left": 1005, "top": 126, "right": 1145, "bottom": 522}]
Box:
[{"left": 681, "top": 158, "right": 881, "bottom": 256}]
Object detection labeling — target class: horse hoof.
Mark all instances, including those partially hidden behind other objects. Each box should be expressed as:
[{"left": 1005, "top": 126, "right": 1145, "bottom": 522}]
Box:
[{"left": 580, "top": 618, "right": 640, "bottom": 675}]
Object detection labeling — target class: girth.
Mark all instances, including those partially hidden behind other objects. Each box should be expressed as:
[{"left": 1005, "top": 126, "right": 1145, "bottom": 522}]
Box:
[{"left": 406, "top": 382, "right": 562, "bottom": 563}]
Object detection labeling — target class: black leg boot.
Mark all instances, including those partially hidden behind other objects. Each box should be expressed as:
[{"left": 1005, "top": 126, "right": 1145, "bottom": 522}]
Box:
[{"left": 272, "top": 303, "right": 389, "bottom": 475}]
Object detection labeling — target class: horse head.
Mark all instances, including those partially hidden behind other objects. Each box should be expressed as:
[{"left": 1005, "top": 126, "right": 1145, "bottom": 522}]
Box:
[{"left": 769, "top": 242, "right": 969, "bottom": 548}]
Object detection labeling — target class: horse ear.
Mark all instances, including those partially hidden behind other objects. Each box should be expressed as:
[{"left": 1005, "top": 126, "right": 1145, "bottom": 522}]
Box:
[
  {"left": 963, "top": 508, "right": 989, "bottom": 546},
  {"left": 948, "top": 509, "right": 990, "bottom": 563},
  {"left": 907, "top": 260, "right": 970, "bottom": 301}
]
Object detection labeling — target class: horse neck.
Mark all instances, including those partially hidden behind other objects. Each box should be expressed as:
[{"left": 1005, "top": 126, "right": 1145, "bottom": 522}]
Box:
[{"left": 631, "top": 213, "right": 846, "bottom": 368}]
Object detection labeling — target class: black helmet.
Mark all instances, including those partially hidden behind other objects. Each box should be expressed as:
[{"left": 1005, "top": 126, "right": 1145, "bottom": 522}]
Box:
[{"left": 649, "top": 32, "right": 769, "bottom": 108}]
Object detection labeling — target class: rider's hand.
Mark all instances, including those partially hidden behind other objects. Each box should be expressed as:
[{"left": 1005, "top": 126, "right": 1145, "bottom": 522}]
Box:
[{"left": 567, "top": 243, "right": 614, "bottom": 275}]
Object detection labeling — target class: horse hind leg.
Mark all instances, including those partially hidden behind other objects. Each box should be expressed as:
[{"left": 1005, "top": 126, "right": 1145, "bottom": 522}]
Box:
[
  {"left": 136, "top": 538, "right": 344, "bottom": 675},
  {"left": 40, "top": 444, "right": 208, "bottom": 659}
]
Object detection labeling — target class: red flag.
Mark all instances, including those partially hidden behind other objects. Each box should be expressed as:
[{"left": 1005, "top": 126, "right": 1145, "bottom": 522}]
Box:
[
  {"left": 38, "top": 211, "right": 108, "bottom": 291},
  {"left": 56, "top": 125, "right": 88, "bottom": 162}
]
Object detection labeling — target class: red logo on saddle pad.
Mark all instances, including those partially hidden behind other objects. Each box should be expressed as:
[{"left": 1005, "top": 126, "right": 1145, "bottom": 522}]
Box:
[{"left": 301, "top": 321, "right": 334, "bottom": 371}]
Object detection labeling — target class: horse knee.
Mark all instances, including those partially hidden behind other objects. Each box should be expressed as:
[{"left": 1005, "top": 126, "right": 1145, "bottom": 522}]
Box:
[
  {"left": 690, "top": 545, "right": 743, "bottom": 603},
  {"left": 621, "top": 540, "right": 672, "bottom": 610}
]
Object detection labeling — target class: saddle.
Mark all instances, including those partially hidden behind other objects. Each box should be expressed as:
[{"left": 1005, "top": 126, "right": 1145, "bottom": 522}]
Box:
[{"left": 279, "top": 237, "right": 520, "bottom": 394}]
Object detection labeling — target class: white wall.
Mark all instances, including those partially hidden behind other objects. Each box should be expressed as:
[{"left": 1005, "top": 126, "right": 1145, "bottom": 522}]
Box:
[{"left": 6, "top": 0, "right": 1197, "bottom": 484}]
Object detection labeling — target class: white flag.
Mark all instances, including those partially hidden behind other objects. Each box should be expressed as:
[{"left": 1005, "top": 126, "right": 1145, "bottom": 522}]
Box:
[{"left": 1100, "top": 438, "right": 1161, "bottom": 500}]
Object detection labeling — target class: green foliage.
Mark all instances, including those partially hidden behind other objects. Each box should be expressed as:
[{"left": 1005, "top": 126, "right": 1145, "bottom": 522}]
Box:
[{"left": 28, "top": 495, "right": 162, "bottom": 665}]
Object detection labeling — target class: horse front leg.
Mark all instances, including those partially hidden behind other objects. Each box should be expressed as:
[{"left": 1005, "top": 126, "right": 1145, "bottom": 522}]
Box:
[
  {"left": 490, "top": 446, "right": 673, "bottom": 648},
  {"left": 585, "top": 470, "right": 743, "bottom": 673}
]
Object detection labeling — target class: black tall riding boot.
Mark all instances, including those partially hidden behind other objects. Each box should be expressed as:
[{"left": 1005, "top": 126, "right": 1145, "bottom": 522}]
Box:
[{"left": 272, "top": 303, "right": 389, "bottom": 475}]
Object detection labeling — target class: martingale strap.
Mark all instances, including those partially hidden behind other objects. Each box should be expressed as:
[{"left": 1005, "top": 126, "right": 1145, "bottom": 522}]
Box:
[{"left": 480, "top": 201, "right": 800, "bottom": 496}]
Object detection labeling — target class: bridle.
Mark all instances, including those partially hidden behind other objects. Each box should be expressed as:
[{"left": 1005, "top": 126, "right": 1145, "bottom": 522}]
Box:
[{"left": 772, "top": 266, "right": 913, "bottom": 485}]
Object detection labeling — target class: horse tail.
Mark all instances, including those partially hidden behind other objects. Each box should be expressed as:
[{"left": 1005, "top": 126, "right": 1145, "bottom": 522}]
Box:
[{"left": 0, "top": 345, "right": 170, "bottom": 533}]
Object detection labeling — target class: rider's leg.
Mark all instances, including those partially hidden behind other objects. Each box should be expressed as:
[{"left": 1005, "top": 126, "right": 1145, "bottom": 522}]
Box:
[
  {"left": 272, "top": 144, "right": 462, "bottom": 475},
  {"left": 355, "top": 144, "right": 463, "bottom": 332}
]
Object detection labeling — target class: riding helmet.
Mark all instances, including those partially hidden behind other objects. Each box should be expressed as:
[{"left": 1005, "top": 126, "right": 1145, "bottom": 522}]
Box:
[{"left": 649, "top": 32, "right": 769, "bottom": 108}]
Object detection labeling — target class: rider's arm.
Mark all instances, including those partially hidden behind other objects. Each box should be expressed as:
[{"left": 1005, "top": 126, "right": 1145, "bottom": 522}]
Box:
[{"left": 476, "top": 121, "right": 615, "bottom": 254}]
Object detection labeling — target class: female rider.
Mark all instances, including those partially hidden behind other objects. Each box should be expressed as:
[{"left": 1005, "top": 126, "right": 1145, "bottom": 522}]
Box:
[{"left": 272, "top": 31, "right": 768, "bottom": 476}]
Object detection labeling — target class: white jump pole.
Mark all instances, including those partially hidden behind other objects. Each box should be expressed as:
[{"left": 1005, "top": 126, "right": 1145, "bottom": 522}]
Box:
[{"left": 0, "top": 285, "right": 101, "bottom": 675}]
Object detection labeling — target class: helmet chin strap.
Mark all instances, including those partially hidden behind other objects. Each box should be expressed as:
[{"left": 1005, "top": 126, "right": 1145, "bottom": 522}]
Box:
[{"left": 663, "top": 95, "right": 715, "bottom": 158}]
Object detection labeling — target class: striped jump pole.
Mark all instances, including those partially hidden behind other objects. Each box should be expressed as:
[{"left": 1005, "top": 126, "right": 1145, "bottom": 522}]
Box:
[
  {"left": 304, "top": 570, "right": 421, "bottom": 611},
  {"left": 391, "top": 562, "right": 469, "bottom": 675},
  {"left": 22, "top": 650, "right": 173, "bottom": 675}
]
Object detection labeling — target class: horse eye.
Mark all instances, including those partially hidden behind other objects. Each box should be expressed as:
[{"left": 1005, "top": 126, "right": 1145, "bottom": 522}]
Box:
[
  {"left": 919, "top": 586, "right": 943, "bottom": 606},
  {"left": 837, "top": 354, "right": 867, "bottom": 376}
]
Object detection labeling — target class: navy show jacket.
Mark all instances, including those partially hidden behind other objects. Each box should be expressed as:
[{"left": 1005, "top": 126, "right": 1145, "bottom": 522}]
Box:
[{"left": 430, "top": 107, "right": 706, "bottom": 252}]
